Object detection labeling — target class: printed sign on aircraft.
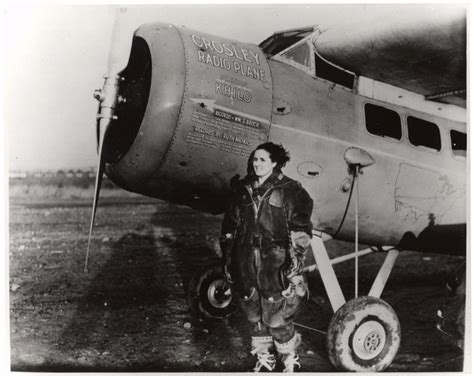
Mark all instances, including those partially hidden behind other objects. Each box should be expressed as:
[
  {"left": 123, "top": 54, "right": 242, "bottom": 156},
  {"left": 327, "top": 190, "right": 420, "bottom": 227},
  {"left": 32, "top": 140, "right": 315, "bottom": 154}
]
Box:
[{"left": 175, "top": 29, "right": 273, "bottom": 160}]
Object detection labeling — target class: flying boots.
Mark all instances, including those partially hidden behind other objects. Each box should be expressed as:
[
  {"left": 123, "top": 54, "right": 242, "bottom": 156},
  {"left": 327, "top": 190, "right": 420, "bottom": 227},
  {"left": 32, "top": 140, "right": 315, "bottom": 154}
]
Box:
[
  {"left": 251, "top": 335, "right": 276, "bottom": 372},
  {"left": 275, "top": 332, "right": 302, "bottom": 372}
]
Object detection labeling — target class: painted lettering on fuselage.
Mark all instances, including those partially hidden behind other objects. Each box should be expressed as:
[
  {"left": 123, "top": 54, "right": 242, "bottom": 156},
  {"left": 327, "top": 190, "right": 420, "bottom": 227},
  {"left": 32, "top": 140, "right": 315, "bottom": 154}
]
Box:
[
  {"left": 191, "top": 34, "right": 261, "bottom": 65},
  {"left": 194, "top": 35, "right": 267, "bottom": 82},
  {"left": 186, "top": 110, "right": 257, "bottom": 157},
  {"left": 214, "top": 108, "right": 261, "bottom": 129},
  {"left": 215, "top": 79, "right": 253, "bottom": 103}
]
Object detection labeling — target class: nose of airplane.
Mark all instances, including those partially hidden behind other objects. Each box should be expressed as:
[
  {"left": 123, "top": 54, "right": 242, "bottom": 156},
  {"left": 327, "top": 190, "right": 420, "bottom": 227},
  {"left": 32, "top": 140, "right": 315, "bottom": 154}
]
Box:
[
  {"left": 101, "top": 23, "right": 187, "bottom": 191},
  {"left": 94, "top": 21, "right": 272, "bottom": 208},
  {"left": 99, "top": 36, "right": 152, "bottom": 164}
]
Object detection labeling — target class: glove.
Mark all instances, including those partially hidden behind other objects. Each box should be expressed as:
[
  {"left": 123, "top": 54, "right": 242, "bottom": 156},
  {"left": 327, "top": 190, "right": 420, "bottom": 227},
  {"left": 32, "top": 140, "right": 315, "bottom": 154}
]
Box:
[
  {"left": 282, "top": 231, "right": 311, "bottom": 279},
  {"left": 283, "top": 248, "right": 305, "bottom": 279},
  {"left": 291, "top": 231, "right": 311, "bottom": 254},
  {"left": 282, "top": 274, "right": 307, "bottom": 298}
]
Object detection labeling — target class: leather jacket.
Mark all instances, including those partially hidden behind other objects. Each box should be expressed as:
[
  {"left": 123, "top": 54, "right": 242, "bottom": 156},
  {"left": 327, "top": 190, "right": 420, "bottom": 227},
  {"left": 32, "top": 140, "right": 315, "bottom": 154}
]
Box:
[{"left": 221, "top": 171, "right": 313, "bottom": 298}]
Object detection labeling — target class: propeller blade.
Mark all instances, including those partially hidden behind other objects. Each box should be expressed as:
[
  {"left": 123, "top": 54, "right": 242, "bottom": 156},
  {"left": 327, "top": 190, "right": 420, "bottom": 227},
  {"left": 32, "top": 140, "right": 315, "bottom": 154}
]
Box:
[
  {"left": 85, "top": 7, "right": 131, "bottom": 272},
  {"left": 84, "top": 121, "right": 109, "bottom": 272},
  {"left": 107, "top": 8, "right": 133, "bottom": 77}
]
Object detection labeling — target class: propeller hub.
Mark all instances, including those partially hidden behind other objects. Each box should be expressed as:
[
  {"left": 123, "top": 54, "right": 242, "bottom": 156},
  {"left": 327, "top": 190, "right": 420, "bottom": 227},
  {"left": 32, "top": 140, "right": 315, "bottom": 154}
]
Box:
[{"left": 93, "top": 89, "right": 105, "bottom": 102}]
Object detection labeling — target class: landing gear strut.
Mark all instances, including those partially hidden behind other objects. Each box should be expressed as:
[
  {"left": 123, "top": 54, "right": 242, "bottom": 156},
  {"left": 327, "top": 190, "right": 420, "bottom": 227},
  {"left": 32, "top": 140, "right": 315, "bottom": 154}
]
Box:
[{"left": 309, "top": 234, "right": 401, "bottom": 371}]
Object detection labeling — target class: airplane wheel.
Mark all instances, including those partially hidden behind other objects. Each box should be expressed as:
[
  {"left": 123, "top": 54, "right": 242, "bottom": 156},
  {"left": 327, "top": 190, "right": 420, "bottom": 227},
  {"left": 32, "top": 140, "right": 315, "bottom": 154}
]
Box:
[
  {"left": 327, "top": 296, "right": 401, "bottom": 372},
  {"left": 188, "top": 265, "right": 235, "bottom": 319}
]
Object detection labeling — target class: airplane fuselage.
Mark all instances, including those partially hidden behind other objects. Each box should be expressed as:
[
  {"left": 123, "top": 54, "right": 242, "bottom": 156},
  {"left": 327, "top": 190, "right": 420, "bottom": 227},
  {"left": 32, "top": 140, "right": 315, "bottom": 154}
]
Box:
[
  {"left": 104, "top": 23, "right": 466, "bottom": 254},
  {"left": 268, "top": 60, "right": 466, "bottom": 252}
]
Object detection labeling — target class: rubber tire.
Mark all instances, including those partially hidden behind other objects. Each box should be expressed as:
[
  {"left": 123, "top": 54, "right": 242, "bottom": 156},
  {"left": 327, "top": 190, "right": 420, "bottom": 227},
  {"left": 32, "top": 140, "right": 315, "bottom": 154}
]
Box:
[
  {"left": 187, "top": 265, "right": 235, "bottom": 319},
  {"left": 327, "top": 296, "right": 401, "bottom": 372}
]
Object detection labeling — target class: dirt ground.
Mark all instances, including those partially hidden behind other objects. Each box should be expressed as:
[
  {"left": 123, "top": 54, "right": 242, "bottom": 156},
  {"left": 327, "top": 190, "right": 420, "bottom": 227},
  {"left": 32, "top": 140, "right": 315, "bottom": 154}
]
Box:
[{"left": 9, "top": 188, "right": 466, "bottom": 372}]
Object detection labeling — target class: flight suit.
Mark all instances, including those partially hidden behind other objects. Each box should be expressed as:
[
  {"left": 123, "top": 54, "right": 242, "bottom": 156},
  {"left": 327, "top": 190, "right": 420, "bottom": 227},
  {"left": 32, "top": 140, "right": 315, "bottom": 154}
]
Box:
[{"left": 221, "top": 171, "right": 313, "bottom": 370}]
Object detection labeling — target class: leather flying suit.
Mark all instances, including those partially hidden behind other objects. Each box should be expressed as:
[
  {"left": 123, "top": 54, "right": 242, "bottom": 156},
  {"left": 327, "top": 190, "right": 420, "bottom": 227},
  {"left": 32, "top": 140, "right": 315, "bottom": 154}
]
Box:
[{"left": 221, "top": 171, "right": 313, "bottom": 330}]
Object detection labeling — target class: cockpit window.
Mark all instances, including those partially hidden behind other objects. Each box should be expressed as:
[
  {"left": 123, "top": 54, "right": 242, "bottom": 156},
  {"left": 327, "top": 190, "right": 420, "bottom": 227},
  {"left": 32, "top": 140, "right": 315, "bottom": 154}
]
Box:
[
  {"left": 259, "top": 28, "right": 313, "bottom": 57},
  {"left": 282, "top": 42, "right": 311, "bottom": 68},
  {"left": 314, "top": 52, "right": 355, "bottom": 89},
  {"left": 260, "top": 26, "right": 355, "bottom": 89},
  {"left": 450, "top": 129, "right": 466, "bottom": 157}
]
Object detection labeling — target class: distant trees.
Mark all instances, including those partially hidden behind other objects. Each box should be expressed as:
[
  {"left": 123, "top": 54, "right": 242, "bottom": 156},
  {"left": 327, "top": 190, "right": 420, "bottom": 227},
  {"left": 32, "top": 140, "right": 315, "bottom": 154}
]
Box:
[{"left": 8, "top": 168, "right": 117, "bottom": 189}]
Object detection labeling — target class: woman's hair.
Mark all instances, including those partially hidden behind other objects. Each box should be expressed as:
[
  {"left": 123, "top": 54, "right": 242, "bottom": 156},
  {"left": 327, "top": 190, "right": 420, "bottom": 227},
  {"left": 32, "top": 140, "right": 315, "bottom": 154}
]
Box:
[{"left": 247, "top": 142, "right": 290, "bottom": 176}]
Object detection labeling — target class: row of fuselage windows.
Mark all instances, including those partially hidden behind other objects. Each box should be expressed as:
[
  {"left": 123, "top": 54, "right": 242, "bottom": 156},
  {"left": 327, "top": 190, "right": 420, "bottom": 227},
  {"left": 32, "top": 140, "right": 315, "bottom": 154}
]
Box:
[
  {"left": 269, "top": 39, "right": 467, "bottom": 157},
  {"left": 364, "top": 103, "right": 466, "bottom": 157}
]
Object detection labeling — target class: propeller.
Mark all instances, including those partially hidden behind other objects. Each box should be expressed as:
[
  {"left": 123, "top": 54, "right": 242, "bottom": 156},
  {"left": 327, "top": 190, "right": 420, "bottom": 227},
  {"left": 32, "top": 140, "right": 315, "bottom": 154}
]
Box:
[{"left": 85, "top": 8, "right": 132, "bottom": 272}]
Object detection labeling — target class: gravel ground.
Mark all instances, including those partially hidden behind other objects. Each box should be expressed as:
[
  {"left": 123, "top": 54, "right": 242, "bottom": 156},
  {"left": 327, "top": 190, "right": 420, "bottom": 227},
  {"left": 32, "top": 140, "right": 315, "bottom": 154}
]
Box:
[{"left": 9, "top": 193, "right": 466, "bottom": 372}]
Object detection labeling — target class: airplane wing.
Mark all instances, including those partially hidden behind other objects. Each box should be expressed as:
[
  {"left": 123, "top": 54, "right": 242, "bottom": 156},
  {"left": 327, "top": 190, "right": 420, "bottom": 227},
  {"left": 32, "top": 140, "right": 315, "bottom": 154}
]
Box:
[{"left": 313, "top": 6, "right": 466, "bottom": 107}]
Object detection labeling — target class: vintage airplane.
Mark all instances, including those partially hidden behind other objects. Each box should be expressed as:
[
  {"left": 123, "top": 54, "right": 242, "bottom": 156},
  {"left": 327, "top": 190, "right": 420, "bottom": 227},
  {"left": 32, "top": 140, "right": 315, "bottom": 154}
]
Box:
[{"left": 86, "top": 7, "right": 467, "bottom": 372}]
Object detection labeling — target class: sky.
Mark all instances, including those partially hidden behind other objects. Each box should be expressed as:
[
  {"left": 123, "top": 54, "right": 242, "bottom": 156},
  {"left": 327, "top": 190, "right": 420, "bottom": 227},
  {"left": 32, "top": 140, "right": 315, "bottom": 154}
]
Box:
[{"left": 3, "top": 3, "right": 469, "bottom": 171}]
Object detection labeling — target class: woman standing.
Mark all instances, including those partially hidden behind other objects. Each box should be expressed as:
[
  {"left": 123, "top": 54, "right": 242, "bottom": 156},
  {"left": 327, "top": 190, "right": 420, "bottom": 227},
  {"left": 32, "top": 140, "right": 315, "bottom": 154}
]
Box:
[{"left": 221, "top": 142, "right": 313, "bottom": 372}]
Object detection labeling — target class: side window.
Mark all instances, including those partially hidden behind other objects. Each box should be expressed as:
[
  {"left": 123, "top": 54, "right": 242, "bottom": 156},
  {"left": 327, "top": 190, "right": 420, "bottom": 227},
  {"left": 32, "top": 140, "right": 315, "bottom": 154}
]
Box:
[
  {"left": 315, "top": 53, "right": 355, "bottom": 89},
  {"left": 450, "top": 130, "right": 466, "bottom": 157},
  {"left": 364, "top": 103, "right": 402, "bottom": 140},
  {"left": 407, "top": 116, "right": 441, "bottom": 151},
  {"left": 282, "top": 42, "right": 311, "bottom": 68}
]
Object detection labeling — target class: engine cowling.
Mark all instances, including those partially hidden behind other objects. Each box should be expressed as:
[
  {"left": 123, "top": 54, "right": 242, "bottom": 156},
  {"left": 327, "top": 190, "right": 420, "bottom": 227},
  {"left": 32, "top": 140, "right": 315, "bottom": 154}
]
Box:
[{"left": 103, "top": 23, "right": 273, "bottom": 212}]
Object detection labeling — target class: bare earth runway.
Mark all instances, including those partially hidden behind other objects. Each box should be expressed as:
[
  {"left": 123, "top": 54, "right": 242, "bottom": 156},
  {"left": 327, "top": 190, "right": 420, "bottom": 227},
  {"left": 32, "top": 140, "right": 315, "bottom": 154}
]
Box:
[{"left": 9, "top": 190, "right": 465, "bottom": 372}]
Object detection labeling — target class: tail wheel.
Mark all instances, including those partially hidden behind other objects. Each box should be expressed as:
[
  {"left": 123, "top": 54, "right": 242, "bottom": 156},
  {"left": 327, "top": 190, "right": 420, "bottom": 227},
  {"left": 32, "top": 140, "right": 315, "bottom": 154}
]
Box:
[
  {"left": 187, "top": 265, "right": 235, "bottom": 319},
  {"left": 327, "top": 296, "right": 401, "bottom": 372}
]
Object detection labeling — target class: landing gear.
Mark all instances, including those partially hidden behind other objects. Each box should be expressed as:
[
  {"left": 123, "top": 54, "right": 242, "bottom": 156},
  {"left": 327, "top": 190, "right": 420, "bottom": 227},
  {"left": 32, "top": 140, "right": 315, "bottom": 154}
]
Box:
[
  {"left": 326, "top": 296, "right": 401, "bottom": 372},
  {"left": 308, "top": 235, "right": 401, "bottom": 371},
  {"left": 188, "top": 265, "right": 235, "bottom": 319}
]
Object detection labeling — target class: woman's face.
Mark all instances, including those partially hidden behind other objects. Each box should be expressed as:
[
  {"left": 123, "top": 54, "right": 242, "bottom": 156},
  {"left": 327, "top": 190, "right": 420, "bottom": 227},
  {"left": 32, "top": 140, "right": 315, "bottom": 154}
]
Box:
[{"left": 253, "top": 149, "right": 277, "bottom": 178}]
